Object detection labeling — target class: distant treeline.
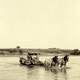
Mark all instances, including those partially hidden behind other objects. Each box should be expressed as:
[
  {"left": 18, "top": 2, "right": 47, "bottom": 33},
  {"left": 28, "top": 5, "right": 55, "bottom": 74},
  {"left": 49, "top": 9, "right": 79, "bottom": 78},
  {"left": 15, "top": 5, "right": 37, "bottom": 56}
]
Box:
[
  {"left": 0, "top": 48, "right": 80, "bottom": 55},
  {"left": 70, "top": 49, "right": 80, "bottom": 55}
]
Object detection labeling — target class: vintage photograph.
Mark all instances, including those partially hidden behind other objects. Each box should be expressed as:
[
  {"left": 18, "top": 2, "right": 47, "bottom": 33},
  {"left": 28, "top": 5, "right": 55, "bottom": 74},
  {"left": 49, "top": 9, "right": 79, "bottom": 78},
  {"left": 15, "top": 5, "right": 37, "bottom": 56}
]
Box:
[{"left": 0, "top": 0, "right": 80, "bottom": 80}]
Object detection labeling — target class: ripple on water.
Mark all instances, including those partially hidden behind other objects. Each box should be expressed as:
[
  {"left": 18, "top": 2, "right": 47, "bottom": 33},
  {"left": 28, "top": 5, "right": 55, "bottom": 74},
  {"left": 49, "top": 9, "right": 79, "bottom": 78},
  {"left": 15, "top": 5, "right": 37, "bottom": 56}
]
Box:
[{"left": 0, "top": 56, "right": 79, "bottom": 80}]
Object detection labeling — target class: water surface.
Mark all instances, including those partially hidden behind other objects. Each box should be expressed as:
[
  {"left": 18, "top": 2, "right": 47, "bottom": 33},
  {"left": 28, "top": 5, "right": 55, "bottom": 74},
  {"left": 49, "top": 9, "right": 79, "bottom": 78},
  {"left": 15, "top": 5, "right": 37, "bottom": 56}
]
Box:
[{"left": 0, "top": 56, "right": 80, "bottom": 80}]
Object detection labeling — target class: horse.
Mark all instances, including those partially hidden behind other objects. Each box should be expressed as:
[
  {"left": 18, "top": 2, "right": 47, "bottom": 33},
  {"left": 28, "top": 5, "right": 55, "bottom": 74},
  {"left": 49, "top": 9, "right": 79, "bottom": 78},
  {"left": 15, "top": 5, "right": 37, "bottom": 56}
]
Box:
[
  {"left": 44, "top": 57, "right": 69, "bottom": 72},
  {"left": 44, "top": 58, "right": 59, "bottom": 72},
  {"left": 44, "top": 58, "right": 52, "bottom": 70},
  {"left": 59, "top": 55, "right": 69, "bottom": 68}
]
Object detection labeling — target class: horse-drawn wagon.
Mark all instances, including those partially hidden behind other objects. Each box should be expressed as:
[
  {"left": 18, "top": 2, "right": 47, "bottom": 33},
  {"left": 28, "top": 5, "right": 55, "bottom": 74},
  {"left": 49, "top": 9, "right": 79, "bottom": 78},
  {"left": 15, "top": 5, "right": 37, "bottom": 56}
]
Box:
[{"left": 19, "top": 52, "right": 44, "bottom": 66}]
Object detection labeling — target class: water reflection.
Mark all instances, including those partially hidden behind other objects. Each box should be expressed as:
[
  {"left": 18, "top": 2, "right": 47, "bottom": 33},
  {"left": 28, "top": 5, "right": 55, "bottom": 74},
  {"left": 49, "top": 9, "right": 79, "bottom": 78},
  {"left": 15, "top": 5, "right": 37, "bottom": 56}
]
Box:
[
  {"left": 24, "top": 64, "right": 69, "bottom": 80},
  {"left": 54, "top": 74, "right": 58, "bottom": 80},
  {"left": 50, "top": 67, "right": 68, "bottom": 80},
  {"left": 0, "top": 56, "right": 80, "bottom": 80},
  {"left": 63, "top": 69, "right": 68, "bottom": 80}
]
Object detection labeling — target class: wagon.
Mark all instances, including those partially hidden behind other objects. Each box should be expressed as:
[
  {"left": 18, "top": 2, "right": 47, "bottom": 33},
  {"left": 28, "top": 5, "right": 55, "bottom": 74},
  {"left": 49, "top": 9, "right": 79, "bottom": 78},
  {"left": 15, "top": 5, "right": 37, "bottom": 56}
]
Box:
[{"left": 19, "top": 52, "right": 44, "bottom": 66}]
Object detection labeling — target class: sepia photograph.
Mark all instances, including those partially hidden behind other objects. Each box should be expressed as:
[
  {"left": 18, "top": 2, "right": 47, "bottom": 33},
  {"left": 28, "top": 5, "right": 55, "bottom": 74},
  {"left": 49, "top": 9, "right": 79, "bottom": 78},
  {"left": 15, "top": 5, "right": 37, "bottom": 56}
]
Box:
[{"left": 0, "top": 0, "right": 80, "bottom": 80}]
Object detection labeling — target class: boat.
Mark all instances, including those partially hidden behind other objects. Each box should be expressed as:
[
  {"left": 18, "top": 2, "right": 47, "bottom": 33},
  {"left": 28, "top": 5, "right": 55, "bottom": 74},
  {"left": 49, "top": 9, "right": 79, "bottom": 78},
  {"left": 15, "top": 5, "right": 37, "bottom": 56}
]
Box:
[{"left": 19, "top": 52, "right": 44, "bottom": 66}]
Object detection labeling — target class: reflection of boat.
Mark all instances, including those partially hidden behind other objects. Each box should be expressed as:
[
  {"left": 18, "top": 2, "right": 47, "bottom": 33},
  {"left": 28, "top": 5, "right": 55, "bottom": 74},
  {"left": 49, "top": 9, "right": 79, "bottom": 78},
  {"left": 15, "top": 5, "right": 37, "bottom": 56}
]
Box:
[{"left": 19, "top": 52, "right": 44, "bottom": 66}]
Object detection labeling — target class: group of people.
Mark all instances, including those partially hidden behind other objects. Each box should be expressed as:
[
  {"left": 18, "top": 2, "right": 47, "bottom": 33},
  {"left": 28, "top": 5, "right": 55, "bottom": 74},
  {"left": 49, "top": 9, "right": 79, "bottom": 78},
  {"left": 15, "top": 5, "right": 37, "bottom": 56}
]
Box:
[
  {"left": 51, "top": 55, "right": 69, "bottom": 67},
  {"left": 27, "top": 52, "right": 39, "bottom": 64}
]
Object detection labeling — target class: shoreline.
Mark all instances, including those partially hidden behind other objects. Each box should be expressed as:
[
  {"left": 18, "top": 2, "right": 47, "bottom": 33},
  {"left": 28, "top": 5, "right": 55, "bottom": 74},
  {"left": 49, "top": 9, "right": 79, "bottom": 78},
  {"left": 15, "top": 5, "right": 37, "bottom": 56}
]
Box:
[{"left": 0, "top": 54, "right": 79, "bottom": 57}]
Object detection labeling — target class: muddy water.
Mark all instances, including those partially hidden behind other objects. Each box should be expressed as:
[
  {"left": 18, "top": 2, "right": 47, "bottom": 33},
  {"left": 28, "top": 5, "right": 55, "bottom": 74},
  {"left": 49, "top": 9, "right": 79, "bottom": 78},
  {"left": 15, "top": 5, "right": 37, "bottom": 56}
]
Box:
[{"left": 0, "top": 56, "right": 79, "bottom": 80}]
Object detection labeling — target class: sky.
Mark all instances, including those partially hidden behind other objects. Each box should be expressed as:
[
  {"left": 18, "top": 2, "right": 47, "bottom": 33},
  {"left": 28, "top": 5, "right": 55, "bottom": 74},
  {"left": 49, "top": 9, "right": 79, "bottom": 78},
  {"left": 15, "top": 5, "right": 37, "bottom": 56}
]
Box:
[{"left": 0, "top": 0, "right": 80, "bottom": 49}]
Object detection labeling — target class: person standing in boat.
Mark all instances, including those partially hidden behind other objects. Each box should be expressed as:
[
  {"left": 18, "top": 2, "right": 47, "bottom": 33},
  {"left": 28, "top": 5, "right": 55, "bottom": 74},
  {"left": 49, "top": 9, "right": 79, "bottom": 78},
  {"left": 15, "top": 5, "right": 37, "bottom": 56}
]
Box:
[
  {"left": 27, "top": 52, "right": 34, "bottom": 65},
  {"left": 27, "top": 52, "right": 32, "bottom": 60}
]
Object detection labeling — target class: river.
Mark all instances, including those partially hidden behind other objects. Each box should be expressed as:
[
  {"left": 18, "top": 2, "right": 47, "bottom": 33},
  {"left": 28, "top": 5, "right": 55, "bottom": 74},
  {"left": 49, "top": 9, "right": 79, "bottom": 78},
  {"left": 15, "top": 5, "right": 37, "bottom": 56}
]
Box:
[{"left": 0, "top": 56, "right": 80, "bottom": 80}]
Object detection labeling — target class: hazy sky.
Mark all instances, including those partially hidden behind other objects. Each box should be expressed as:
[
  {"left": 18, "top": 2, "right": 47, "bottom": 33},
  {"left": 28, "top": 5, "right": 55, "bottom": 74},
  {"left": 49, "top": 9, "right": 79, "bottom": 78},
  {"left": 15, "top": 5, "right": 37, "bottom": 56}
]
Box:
[{"left": 0, "top": 0, "right": 80, "bottom": 49}]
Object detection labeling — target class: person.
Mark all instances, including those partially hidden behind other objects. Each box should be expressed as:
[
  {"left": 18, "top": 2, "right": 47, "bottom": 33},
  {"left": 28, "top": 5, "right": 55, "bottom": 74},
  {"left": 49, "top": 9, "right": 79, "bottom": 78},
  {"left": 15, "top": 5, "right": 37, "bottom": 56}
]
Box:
[
  {"left": 27, "top": 52, "right": 32, "bottom": 60},
  {"left": 51, "top": 56, "right": 59, "bottom": 66},
  {"left": 27, "top": 52, "right": 33, "bottom": 64},
  {"left": 63, "top": 55, "right": 69, "bottom": 65}
]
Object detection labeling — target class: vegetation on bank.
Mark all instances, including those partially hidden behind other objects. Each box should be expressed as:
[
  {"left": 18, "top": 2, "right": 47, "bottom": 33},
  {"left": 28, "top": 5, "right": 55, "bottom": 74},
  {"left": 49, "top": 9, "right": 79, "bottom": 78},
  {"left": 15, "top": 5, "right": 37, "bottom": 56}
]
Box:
[
  {"left": 0, "top": 46, "right": 80, "bottom": 55},
  {"left": 70, "top": 49, "right": 80, "bottom": 55}
]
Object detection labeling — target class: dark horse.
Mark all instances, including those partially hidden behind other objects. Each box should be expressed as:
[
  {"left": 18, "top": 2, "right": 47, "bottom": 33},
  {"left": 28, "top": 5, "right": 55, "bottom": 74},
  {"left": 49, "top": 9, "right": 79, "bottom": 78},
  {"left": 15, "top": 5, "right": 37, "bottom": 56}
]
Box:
[
  {"left": 60, "top": 55, "right": 69, "bottom": 68},
  {"left": 51, "top": 56, "right": 59, "bottom": 67}
]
